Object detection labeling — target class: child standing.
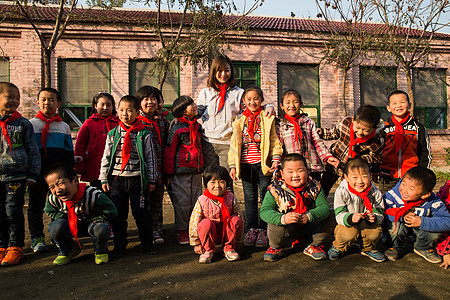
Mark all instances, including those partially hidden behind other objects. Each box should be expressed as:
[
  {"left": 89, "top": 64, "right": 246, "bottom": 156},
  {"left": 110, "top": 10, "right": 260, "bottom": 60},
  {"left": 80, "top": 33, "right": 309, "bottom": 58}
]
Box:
[
  {"left": 0, "top": 82, "right": 40, "bottom": 266},
  {"left": 136, "top": 86, "right": 169, "bottom": 245},
  {"left": 436, "top": 181, "right": 450, "bottom": 269},
  {"left": 29, "top": 87, "right": 74, "bottom": 253},
  {"left": 189, "top": 166, "right": 243, "bottom": 263},
  {"left": 328, "top": 158, "right": 386, "bottom": 262},
  {"left": 318, "top": 105, "right": 384, "bottom": 197},
  {"left": 260, "top": 154, "right": 331, "bottom": 262},
  {"left": 74, "top": 92, "right": 119, "bottom": 188},
  {"left": 100, "top": 95, "right": 158, "bottom": 257},
  {"left": 228, "top": 86, "right": 283, "bottom": 248},
  {"left": 44, "top": 164, "right": 117, "bottom": 266},
  {"left": 383, "top": 166, "right": 450, "bottom": 264},
  {"left": 278, "top": 89, "right": 339, "bottom": 181},
  {"left": 380, "top": 90, "right": 432, "bottom": 192},
  {"left": 164, "top": 96, "right": 218, "bottom": 245}
]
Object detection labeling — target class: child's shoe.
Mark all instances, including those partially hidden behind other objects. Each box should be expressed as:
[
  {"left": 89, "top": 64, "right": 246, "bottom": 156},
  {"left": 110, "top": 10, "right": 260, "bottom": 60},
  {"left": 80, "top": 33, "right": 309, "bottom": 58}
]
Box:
[
  {"left": 110, "top": 246, "right": 126, "bottom": 259},
  {"left": 199, "top": 251, "right": 214, "bottom": 263},
  {"left": 360, "top": 250, "right": 387, "bottom": 263},
  {"left": 303, "top": 245, "right": 328, "bottom": 260},
  {"left": 255, "top": 229, "right": 268, "bottom": 248},
  {"left": 264, "top": 246, "right": 283, "bottom": 262},
  {"left": 244, "top": 228, "right": 258, "bottom": 246},
  {"left": 31, "top": 237, "right": 48, "bottom": 253},
  {"left": 153, "top": 230, "right": 164, "bottom": 245},
  {"left": 176, "top": 230, "right": 189, "bottom": 245},
  {"left": 414, "top": 248, "right": 442, "bottom": 264},
  {"left": 95, "top": 253, "right": 109, "bottom": 265},
  {"left": 1, "top": 247, "right": 23, "bottom": 266},
  {"left": 144, "top": 243, "right": 159, "bottom": 255},
  {"left": 224, "top": 250, "right": 240, "bottom": 261},
  {"left": 53, "top": 246, "right": 81, "bottom": 266},
  {"left": 327, "top": 245, "right": 344, "bottom": 261},
  {"left": 384, "top": 247, "right": 401, "bottom": 261},
  {"left": 0, "top": 248, "right": 7, "bottom": 263}
]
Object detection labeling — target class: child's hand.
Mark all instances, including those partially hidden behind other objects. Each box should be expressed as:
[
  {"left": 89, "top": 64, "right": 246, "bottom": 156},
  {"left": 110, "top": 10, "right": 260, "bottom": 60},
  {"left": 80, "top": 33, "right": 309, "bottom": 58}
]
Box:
[
  {"left": 229, "top": 168, "right": 237, "bottom": 181},
  {"left": 284, "top": 212, "right": 301, "bottom": 224},
  {"left": 269, "top": 161, "right": 280, "bottom": 173},
  {"left": 25, "top": 179, "right": 35, "bottom": 187},
  {"left": 440, "top": 253, "right": 450, "bottom": 270},
  {"left": 147, "top": 184, "right": 156, "bottom": 193},
  {"left": 366, "top": 212, "right": 376, "bottom": 223},
  {"left": 102, "top": 183, "right": 110, "bottom": 192},
  {"left": 298, "top": 213, "right": 309, "bottom": 225},
  {"left": 404, "top": 212, "right": 421, "bottom": 228},
  {"left": 352, "top": 213, "right": 363, "bottom": 223},
  {"left": 264, "top": 104, "right": 276, "bottom": 117},
  {"left": 326, "top": 157, "right": 340, "bottom": 168},
  {"left": 194, "top": 245, "right": 204, "bottom": 254},
  {"left": 317, "top": 128, "right": 323, "bottom": 136}
]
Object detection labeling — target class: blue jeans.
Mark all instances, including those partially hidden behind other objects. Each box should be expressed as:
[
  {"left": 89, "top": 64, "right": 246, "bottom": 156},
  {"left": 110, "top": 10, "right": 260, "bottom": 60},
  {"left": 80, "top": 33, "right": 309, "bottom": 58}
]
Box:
[
  {"left": 49, "top": 219, "right": 111, "bottom": 255},
  {"left": 241, "top": 163, "right": 271, "bottom": 230},
  {"left": 0, "top": 181, "right": 26, "bottom": 248},
  {"left": 388, "top": 222, "right": 441, "bottom": 251}
]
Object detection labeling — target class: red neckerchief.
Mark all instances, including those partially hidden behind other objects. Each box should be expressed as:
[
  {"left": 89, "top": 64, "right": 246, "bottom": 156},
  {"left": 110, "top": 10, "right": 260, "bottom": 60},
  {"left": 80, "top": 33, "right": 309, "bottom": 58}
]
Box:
[
  {"left": 347, "top": 182, "right": 373, "bottom": 212},
  {"left": 204, "top": 189, "right": 230, "bottom": 238},
  {"left": 391, "top": 113, "right": 410, "bottom": 154},
  {"left": 137, "top": 112, "right": 162, "bottom": 146},
  {"left": 95, "top": 113, "right": 114, "bottom": 133},
  {"left": 284, "top": 113, "right": 303, "bottom": 152},
  {"left": 215, "top": 83, "right": 229, "bottom": 116},
  {"left": 65, "top": 183, "right": 87, "bottom": 248},
  {"left": 348, "top": 121, "right": 376, "bottom": 159},
  {"left": 118, "top": 120, "right": 145, "bottom": 175},
  {"left": 242, "top": 107, "right": 263, "bottom": 142},
  {"left": 286, "top": 182, "right": 308, "bottom": 214},
  {"left": 385, "top": 198, "right": 426, "bottom": 231},
  {"left": 160, "top": 110, "right": 169, "bottom": 117},
  {"left": 0, "top": 111, "right": 22, "bottom": 153},
  {"left": 178, "top": 117, "right": 198, "bottom": 146},
  {"left": 35, "top": 111, "right": 62, "bottom": 157}
]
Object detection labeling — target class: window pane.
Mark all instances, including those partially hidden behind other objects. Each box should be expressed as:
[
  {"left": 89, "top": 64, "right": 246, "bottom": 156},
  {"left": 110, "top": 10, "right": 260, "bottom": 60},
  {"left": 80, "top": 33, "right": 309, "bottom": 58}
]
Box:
[
  {"left": 360, "top": 66, "right": 397, "bottom": 107},
  {"left": 242, "top": 67, "right": 256, "bottom": 80},
  {"left": 62, "top": 107, "right": 86, "bottom": 130},
  {"left": 0, "top": 59, "right": 9, "bottom": 81},
  {"left": 278, "top": 64, "right": 319, "bottom": 106},
  {"left": 427, "top": 108, "right": 445, "bottom": 129},
  {"left": 414, "top": 107, "right": 427, "bottom": 125},
  {"left": 233, "top": 62, "right": 261, "bottom": 90},
  {"left": 414, "top": 69, "right": 446, "bottom": 107},
  {"left": 302, "top": 107, "right": 318, "bottom": 123}
]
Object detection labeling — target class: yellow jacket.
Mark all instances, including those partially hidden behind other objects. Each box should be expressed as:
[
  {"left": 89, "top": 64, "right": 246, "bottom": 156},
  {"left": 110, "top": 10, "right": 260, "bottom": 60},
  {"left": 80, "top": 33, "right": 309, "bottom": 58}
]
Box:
[{"left": 228, "top": 111, "right": 283, "bottom": 179}]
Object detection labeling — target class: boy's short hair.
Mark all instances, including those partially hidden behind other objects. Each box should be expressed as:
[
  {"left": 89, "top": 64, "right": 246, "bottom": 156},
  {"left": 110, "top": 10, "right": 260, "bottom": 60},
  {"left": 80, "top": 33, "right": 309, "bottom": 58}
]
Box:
[
  {"left": 354, "top": 105, "right": 381, "bottom": 129},
  {"left": 172, "top": 95, "right": 194, "bottom": 118},
  {"left": 135, "top": 85, "right": 164, "bottom": 104},
  {"left": 119, "top": 95, "right": 140, "bottom": 111},
  {"left": 387, "top": 90, "right": 410, "bottom": 105},
  {"left": 344, "top": 157, "right": 370, "bottom": 175},
  {"left": 404, "top": 166, "right": 436, "bottom": 194},
  {"left": 280, "top": 153, "right": 307, "bottom": 169},
  {"left": 37, "top": 87, "right": 61, "bottom": 103},
  {"left": 44, "top": 163, "right": 77, "bottom": 182},
  {"left": 281, "top": 89, "right": 303, "bottom": 107},
  {"left": 203, "top": 165, "right": 231, "bottom": 188},
  {"left": 0, "top": 82, "right": 19, "bottom": 94}
]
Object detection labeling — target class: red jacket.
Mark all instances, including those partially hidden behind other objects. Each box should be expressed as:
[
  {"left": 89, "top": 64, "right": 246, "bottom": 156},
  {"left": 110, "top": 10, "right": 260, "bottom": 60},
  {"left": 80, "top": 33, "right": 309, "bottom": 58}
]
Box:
[{"left": 74, "top": 113, "right": 120, "bottom": 182}]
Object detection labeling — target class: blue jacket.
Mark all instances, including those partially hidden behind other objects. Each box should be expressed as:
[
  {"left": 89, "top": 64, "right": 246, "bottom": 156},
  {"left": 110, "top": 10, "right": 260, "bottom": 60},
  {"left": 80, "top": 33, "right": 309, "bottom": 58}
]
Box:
[{"left": 383, "top": 180, "right": 450, "bottom": 232}]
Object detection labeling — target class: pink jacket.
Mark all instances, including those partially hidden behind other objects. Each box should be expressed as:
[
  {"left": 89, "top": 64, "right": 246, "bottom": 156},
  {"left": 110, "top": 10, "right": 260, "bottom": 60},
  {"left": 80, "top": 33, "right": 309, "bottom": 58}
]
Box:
[{"left": 74, "top": 113, "right": 120, "bottom": 182}]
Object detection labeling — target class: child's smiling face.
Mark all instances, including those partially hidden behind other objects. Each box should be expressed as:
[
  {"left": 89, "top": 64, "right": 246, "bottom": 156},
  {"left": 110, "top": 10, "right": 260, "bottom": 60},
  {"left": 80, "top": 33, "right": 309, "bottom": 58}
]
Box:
[
  {"left": 281, "top": 160, "right": 309, "bottom": 188},
  {"left": 387, "top": 93, "right": 410, "bottom": 120},
  {"left": 215, "top": 63, "right": 231, "bottom": 85},
  {"left": 118, "top": 100, "right": 138, "bottom": 126},
  {"left": 344, "top": 166, "right": 371, "bottom": 192},
  {"left": 399, "top": 175, "right": 430, "bottom": 202},
  {"left": 206, "top": 177, "right": 227, "bottom": 197},
  {"left": 46, "top": 171, "right": 78, "bottom": 202},
  {"left": 141, "top": 95, "right": 159, "bottom": 117},
  {"left": 281, "top": 94, "right": 301, "bottom": 117},
  {"left": 0, "top": 86, "right": 20, "bottom": 116},
  {"left": 243, "top": 90, "right": 262, "bottom": 113},
  {"left": 352, "top": 120, "right": 375, "bottom": 139},
  {"left": 184, "top": 102, "right": 197, "bottom": 120}
]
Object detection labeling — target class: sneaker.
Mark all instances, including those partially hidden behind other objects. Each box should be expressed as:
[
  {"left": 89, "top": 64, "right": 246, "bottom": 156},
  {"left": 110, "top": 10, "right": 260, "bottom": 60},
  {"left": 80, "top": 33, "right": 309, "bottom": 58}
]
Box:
[
  {"left": 361, "top": 250, "right": 387, "bottom": 263},
  {"left": 144, "top": 243, "right": 158, "bottom": 255},
  {"left": 1, "top": 247, "right": 23, "bottom": 266},
  {"left": 328, "top": 245, "right": 344, "bottom": 261},
  {"left": 53, "top": 246, "right": 81, "bottom": 266},
  {"left": 153, "top": 231, "right": 164, "bottom": 245},
  {"left": 384, "top": 247, "right": 401, "bottom": 261},
  {"left": 199, "top": 251, "right": 214, "bottom": 263},
  {"left": 110, "top": 246, "right": 126, "bottom": 259},
  {"left": 264, "top": 246, "right": 283, "bottom": 262},
  {"left": 176, "top": 230, "right": 189, "bottom": 245},
  {"left": 414, "top": 248, "right": 442, "bottom": 264},
  {"left": 31, "top": 237, "right": 48, "bottom": 253},
  {"left": 95, "top": 253, "right": 109, "bottom": 265},
  {"left": 255, "top": 229, "right": 268, "bottom": 248},
  {"left": 244, "top": 228, "right": 258, "bottom": 246},
  {"left": 224, "top": 250, "right": 240, "bottom": 262},
  {"left": 0, "top": 248, "right": 7, "bottom": 263},
  {"left": 303, "top": 245, "right": 328, "bottom": 260}
]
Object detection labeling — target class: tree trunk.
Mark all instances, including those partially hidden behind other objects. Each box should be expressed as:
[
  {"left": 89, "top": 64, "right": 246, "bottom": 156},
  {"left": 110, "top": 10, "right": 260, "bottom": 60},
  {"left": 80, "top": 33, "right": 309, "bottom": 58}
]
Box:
[
  {"left": 341, "top": 68, "right": 348, "bottom": 116},
  {"left": 43, "top": 48, "right": 51, "bottom": 88},
  {"left": 158, "top": 70, "right": 167, "bottom": 92},
  {"left": 406, "top": 69, "right": 414, "bottom": 116}
]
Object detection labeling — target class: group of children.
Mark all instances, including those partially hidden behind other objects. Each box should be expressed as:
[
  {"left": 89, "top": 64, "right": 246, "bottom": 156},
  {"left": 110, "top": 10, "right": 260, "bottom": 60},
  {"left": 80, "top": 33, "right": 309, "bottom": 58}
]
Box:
[{"left": 0, "top": 54, "right": 449, "bottom": 270}]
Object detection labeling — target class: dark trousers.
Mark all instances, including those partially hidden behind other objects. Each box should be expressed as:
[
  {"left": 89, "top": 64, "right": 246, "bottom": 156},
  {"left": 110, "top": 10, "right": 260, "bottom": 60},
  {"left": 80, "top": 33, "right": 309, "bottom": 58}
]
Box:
[
  {"left": 0, "top": 181, "right": 26, "bottom": 248},
  {"left": 320, "top": 165, "right": 340, "bottom": 197},
  {"left": 241, "top": 163, "right": 271, "bottom": 230},
  {"left": 28, "top": 175, "right": 49, "bottom": 239},
  {"left": 388, "top": 222, "right": 441, "bottom": 251},
  {"left": 109, "top": 176, "right": 153, "bottom": 249}
]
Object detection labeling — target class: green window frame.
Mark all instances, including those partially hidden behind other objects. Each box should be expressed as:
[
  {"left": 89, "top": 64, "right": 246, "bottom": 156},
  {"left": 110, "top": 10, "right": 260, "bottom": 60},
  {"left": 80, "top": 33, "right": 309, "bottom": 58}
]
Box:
[
  {"left": 129, "top": 60, "right": 180, "bottom": 107},
  {"left": 360, "top": 66, "right": 397, "bottom": 122},
  {"left": 233, "top": 62, "right": 260, "bottom": 89},
  {"left": 277, "top": 63, "right": 321, "bottom": 126},
  {"left": 0, "top": 58, "right": 10, "bottom": 81},
  {"left": 58, "top": 59, "right": 111, "bottom": 130},
  {"left": 413, "top": 68, "right": 447, "bottom": 129}
]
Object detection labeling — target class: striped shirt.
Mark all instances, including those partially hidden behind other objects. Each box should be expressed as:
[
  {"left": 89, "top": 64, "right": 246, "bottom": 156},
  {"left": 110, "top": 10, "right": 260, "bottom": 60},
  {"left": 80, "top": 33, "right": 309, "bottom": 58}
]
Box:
[
  {"left": 241, "top": 118, "right": 262, "bottom": 164},
  {"left": 111, "top": 126, "right": 141, "bottom": 177}
]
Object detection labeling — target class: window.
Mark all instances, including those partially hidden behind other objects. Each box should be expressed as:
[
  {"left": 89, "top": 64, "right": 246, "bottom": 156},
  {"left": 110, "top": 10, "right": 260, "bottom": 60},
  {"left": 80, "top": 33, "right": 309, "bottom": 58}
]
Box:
[
  {"left": 360, "top": 66, "right": 397, "bottom": 121},
  {"left": 59, "top": 59, "right": 111, "bottom": 130},
  {"left": 0, "top": 58, "right": 9, "bottom": 81},
  {"left": 277, "top": 64, "right": 320, "bottom": 125},
  {"left": 129, "top": 60, "right": 179, "bottom": 107},
  {"left": 234, "top": 62, "right": 260, "bottom": 89},
  {"left": 413, "top": 68, "right": 447, "bottom": 129}
]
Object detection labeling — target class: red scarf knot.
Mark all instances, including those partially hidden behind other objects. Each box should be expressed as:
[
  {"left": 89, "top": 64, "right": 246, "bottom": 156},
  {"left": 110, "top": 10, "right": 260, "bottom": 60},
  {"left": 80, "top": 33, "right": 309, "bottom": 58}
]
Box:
[
  {"left": 385, "top": 198, "right": 425, "bottom": 231},
  {"left": 242, "top": 107, "right": 263, "bottom": 142},
  {"left": 203, "top": 189, "right": 230, "bottom": 238},
  {"left": 178, "top": 117, "right": 198, "bottom": 146},
  {"left": 215, "top": 83, "right": 229, "bottom": 116},
  {"left": 0, "top": 111, "right": 22, "bottom": 154},
  {"left": 137, "top": 113, "right": 162, "bottom": 146},
  {"left": 35, "top": 111, "right": 62, "bottom": 157},
  {"left": 348, "top": 121, "right": 376, "bottom": 159},
  {"left": 118, "top": 119, "right": 146, "bottom": 175},
  {"left": 284, "top": 113, "right": 303, "bottom": 152},
  {"left": 65, "top": 183, "right": 87, "bottom": 247},
  {"left": 347, "top": 182, "right": 373, "bottom": 213},
  {"left": 286, "top": 182, "right": 309, "bottom": 215},
  {"left": 391, "top": 113, "right": 410, "bottom": 155}
]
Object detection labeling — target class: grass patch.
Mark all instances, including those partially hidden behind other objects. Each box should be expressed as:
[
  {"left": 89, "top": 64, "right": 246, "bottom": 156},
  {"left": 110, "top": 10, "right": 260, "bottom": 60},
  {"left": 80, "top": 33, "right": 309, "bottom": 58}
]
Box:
[{"left": 434, "top": 171, "right": 450, "bottom": 182}]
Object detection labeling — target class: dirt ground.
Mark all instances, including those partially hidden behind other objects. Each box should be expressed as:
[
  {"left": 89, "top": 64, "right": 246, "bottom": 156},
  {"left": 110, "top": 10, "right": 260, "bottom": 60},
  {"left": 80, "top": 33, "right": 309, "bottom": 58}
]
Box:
[{"left": 1, "top": 182, "right": 449, "bottom": 300}]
